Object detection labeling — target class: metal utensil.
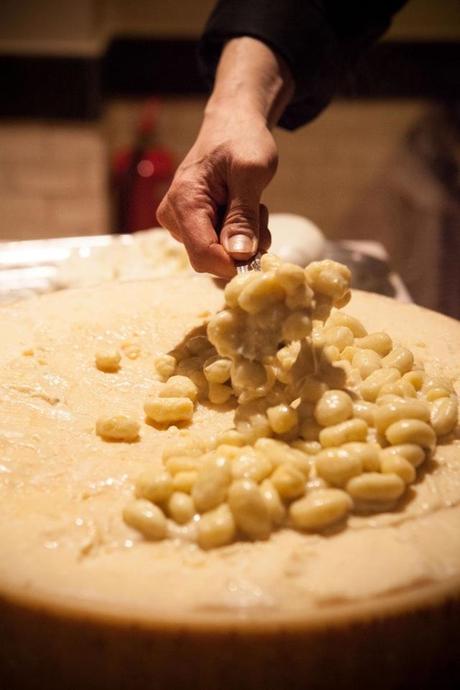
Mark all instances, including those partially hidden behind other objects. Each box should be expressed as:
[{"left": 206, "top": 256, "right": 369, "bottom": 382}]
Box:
[{"left": 236, "top": 252, "right": 262, "bottom": 274}]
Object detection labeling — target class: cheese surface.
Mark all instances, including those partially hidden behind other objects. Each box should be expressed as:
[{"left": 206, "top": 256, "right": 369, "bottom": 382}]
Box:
[{"left": 0, "top": 275, "right": 459, "bottom": 625}]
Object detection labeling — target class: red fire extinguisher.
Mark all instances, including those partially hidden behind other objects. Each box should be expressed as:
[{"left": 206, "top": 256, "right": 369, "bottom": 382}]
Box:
[{"left": 112, "top": 98, "right": 175, "bottom": 233}]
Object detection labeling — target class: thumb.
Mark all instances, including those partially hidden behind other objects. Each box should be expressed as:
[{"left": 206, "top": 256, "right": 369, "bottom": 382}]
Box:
[{"left": 220, "top": 193, "right": 261, "bottom": 260}]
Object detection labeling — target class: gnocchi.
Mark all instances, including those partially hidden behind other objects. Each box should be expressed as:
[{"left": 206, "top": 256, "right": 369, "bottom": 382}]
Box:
[{"left": 120, "top": 255, "right": 457, "bottom": 549}]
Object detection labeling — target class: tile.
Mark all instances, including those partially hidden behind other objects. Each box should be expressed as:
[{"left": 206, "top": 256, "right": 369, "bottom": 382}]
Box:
[
  {"left": 0, "top": 121, "right": 109, "bottom": 239},
  {"left": 0, "top": 194, "right": 48, "bottom": 240},
  {"left": 7, "top": 159, "right": 88, "bottom": 197},
  {"left": 0, "top": 125, "right": 47, "bottom": 162},
  {"left": 46, "top": 197, "right": 109, "bottom": 237}
]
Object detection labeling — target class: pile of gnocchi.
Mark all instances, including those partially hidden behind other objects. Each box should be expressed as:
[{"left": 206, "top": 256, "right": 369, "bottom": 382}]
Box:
[{"left": 97, "top": 255, "right": 458, "bottom": 549}]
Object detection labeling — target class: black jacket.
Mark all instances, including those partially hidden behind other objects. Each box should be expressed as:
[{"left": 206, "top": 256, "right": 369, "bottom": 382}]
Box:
[{"left": 199, "top": 0, "right": 406, "bottom": 130}]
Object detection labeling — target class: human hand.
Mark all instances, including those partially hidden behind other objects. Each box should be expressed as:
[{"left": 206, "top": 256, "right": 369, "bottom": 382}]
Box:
[
  {"left": 157, "top": 37, "right": 294, "bottom": 279},
  {"left": 157, "top": 109, "right": 276, "bottom": 279}
]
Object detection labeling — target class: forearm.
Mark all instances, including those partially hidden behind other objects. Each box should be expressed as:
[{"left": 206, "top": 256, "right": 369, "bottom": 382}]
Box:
[
  {"left": 204, "top": 37, "right": 294, "bottom": 130},
  {"left": 200, "top": 0, "right": 406, "bottom": 130}
]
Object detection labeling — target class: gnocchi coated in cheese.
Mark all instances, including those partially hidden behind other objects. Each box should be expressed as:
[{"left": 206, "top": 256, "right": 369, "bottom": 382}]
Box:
[{"left": 106, "top": 256, "right": 458, "bottom": 548}]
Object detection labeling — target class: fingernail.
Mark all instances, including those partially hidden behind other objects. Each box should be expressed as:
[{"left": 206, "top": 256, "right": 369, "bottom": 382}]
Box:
[{"left": 227, "top": 234, "right": 254, "bottom": 254}]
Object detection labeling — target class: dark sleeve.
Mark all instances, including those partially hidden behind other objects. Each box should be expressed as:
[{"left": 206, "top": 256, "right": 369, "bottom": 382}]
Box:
[{"left": 198, "top": 0, "right": 407, "bottom": 130}]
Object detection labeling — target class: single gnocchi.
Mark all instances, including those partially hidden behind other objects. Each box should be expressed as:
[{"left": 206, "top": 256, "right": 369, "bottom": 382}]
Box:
[
  {"left": 123, "top": 500, "right": 166, "bottom": 540},
  {"left": 95, "top": 347, "right": 121, "bottom": 372},
  {"left": 290, "top": 489, "right": 352, "bottom": 531},
  {"left": 160, "top": 375, "right": 198, "bottom": 401},
  {"left": 96, "top": 414, "right": 140, "bottom": 442},
  {"left": 144, "top": 396, "right": 194, "bottom": 424},
  {"left": 228, "top": 479, "right": 271, "bottom": 540},
  {"left": 155, "top": 353, "right": 176, "bottom": 380},
  {"left": 314, "top": 390, "right": 353, "bottom": 427},
  {"left": 198, "top": 504, "right": 236, "bottom": 549}
]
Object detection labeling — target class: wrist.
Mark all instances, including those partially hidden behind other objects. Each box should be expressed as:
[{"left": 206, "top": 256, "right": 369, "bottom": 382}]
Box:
[{"left": 204, "top": 94, "right": 268, "bottom": 128}]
